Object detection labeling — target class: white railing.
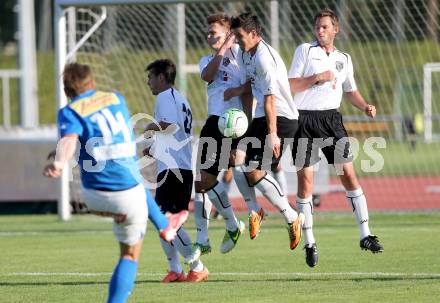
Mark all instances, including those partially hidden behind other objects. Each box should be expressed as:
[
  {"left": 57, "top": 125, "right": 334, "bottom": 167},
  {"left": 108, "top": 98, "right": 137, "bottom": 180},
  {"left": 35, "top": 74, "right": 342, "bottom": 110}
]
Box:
[{"left": 0, "top": 69, "right": 21, "bottom": 128}]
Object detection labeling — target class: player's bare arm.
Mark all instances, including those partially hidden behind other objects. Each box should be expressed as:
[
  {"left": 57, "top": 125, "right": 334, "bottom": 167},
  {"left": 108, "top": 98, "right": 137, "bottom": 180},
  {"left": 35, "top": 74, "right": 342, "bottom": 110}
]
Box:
[
  {"left": 289, "top": 70, "right": 335, "bottom": 93},
  {"left": 43, "top": 134, "right": 78, "bottom": 178},
  {"left": 223, "top": 86, "right": 240, "bottom": 101},
  {"left": 224, "top": 80, "right": 252, "bottom": 121},
  {"left": 345, "top": 90, "right": 376, "bottom": 118},
  {"left": 240, "top": 89, "right": 254, "bottom": 122},
  {"left": 201, "top": 33, "right": 235, "bottom": 82},
  {"left": 145, "top": 121, "right": 173, "bottom": 132},
  {"left": 264, "top": 94, "right": 280, "bottom": 158},
  {"left": 224, "top": 80, "right": 251, "bottom": 100}
]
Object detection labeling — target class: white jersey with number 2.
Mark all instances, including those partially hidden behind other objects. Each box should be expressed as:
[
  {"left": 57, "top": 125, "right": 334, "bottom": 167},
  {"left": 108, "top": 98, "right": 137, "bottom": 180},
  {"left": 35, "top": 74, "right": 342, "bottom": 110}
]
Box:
[{"left": 154, "top": 87, "right": 193, "bottom": 174}]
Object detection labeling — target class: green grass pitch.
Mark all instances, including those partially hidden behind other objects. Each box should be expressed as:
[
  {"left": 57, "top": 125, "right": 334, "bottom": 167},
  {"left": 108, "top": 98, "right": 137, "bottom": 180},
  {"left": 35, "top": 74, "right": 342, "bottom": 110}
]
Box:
[{"left": 0, "top": 212, "right": 439, "bottom": 302}]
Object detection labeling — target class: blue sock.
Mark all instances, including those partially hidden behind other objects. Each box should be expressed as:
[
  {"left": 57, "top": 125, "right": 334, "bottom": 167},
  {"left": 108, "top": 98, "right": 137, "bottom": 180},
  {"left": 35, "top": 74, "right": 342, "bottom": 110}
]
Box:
[
  {"left": 145, "top": 188, "right": 168, "bottom": 231},
  {"left": 107, "top": 258, "right": 138, "bottom": 303}
]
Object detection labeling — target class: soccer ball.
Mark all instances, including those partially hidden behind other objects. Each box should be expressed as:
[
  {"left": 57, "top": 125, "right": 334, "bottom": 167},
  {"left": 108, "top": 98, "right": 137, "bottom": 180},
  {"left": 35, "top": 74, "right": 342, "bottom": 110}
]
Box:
[{"left": 218, "top": 108, "right": 248, "bottom": 138}]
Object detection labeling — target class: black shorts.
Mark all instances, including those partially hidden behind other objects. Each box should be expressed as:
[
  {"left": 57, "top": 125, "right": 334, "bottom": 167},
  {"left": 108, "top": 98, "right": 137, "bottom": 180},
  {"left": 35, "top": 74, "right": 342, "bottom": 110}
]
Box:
[
  {"left": 197, "top": 115, "right": 242, "bottom": 176},
  {"left": 292, "top": 109, "right": 353, "bottom": 167},
  {"left": 155, "top": 169, "right": 193, "bottom": 213},
  {"left": 239, "top": 116, "right": 298, "bottom": 171}
]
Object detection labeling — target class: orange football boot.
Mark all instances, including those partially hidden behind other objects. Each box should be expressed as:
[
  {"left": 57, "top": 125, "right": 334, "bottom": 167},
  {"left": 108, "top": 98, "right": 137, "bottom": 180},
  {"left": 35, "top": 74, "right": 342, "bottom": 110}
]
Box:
[
  {"left": 249, "top": 208, "right": 265, "bottom": 240},
  {"left": 162, "top": 271, "right": 186, "bottom": 283},
  {"left": 186, "top": 267, "right": 209, "bottom": 282},
  {"left": 287, "top": 213, "right": 305, "bottom": 250}
]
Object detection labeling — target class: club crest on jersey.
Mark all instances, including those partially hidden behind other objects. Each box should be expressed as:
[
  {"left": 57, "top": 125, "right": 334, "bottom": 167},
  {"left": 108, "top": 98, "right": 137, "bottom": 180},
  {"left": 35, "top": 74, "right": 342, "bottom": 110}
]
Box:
[
  {"left": 336, "top": 61, "right": 344, "bottom": 72},
  {"left": 223, "top": 71, "right": 228, "bottom": 81},
  {"left": 223, "top": 57, "right": 231, "bottom": 66}
]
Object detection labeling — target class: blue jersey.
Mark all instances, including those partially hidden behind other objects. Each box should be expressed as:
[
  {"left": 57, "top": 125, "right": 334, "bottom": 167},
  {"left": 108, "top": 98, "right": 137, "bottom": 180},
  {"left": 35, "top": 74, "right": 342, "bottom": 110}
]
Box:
[{"left": 58, "top": 89, "right": 141, "bottom": 191}]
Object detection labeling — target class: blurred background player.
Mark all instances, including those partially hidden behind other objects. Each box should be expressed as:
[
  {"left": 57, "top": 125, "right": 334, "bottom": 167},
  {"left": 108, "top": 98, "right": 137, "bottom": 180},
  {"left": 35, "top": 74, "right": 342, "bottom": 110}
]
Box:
[
  {"left": 144, "top": 59, "right": 208, "bottom": 283},
  {"left": 230, "top": 12, "right": 304, "bottom": 251},
  {"left": 289, "top": 8, "right": 384, "bottom": 268},
  {"left": 44, "top": 63, "right": 147, "bottom": 303}
]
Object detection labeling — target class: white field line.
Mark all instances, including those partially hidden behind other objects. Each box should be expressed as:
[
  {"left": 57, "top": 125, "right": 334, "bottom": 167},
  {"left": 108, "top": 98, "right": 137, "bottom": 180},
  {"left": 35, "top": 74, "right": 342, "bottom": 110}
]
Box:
[
  {"left": 0, "top": 231, "right": 112, "bottom": 236},
  {"left": 3, "top": 272, "right": 440, "bottom": 278},
  {"left": 1, "top": 225, "right": 437, "bottom": 237}
]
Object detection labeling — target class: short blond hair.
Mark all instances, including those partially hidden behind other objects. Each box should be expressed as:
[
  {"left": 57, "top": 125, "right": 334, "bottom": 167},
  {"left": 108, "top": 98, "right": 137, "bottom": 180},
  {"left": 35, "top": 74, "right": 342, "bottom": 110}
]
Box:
[{"left": 206, "top": 13, "right": 231, "bottom": 29}]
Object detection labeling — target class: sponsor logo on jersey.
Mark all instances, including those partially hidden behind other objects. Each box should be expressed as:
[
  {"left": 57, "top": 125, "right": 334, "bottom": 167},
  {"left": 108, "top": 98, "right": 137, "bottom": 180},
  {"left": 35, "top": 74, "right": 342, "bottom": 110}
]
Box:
[{"left": 70, "top": 91, "right": 120, "bottom": 117}]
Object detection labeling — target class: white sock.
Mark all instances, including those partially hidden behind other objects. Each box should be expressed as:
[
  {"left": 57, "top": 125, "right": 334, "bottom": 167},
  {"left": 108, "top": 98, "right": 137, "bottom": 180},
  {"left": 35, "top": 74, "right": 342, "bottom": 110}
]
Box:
[
  {"left": 189, "top": 259, "right": 205, "bottom": 272},
  {"left": 254, "top": 173, "right": 298, "bottom": 223},
  {"left": 272, "top": 169, "right": 288, "bottom": 196},
  {"left": 206, "top": 182, "right": 239, "bottom": 231},
  {"left": 173, "top": 228, "right": 207, "bottom": 272},
  {"left": 172, "top": 227, "right": 193, "bottom": 258},
  {"left": 194, "top": 193, "right": 211, "bottom": 245},
  {"left": 347, "top": 188, "right": 371, "bottom": 239},
  {"left": 296, "top": 196, "right": 315, "bottom": 247},
  {"left": 233, "top": 166, "right": 260, "bottom": 213},
  {"left": 160, "top": 238, "right": 182, "bottom": 273}
]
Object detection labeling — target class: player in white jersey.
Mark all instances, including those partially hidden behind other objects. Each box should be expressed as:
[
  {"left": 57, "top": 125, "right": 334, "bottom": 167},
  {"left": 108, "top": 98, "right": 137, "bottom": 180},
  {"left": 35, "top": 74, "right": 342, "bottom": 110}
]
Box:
[
  {"left": 229, "top": 12, "right": 304, "bottom": 251},
  {"left": 288, "top": 8, "right": 384, "bottom": 268},
  {"left": 192, "top": 14, "right": 264, "bottom": 262},
  {"left": 144, "top": 59, "right": 208, "bottom": 283}
]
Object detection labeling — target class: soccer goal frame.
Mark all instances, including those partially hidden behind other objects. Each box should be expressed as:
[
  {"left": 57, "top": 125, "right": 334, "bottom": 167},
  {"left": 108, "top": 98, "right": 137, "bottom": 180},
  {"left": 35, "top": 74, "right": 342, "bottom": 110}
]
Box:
[
  {"left": 423, "top": 62, "right": 440, "bottom": 143},
  {"left": 52, "top": 0, "right": 440, "bottom": 219},
  {"left": 54, "top": 0, "right": 192, "bottom": 221}
]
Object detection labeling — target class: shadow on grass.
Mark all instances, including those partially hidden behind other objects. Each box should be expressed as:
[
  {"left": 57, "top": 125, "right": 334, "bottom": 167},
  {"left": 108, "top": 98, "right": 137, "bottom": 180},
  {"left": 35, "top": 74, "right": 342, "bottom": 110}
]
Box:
[
  {"left": 134, "top": 276, "right": 440, "bottom": 283},
  {"left": 0, "top": 279, "right": 162, "bottom": 287}
]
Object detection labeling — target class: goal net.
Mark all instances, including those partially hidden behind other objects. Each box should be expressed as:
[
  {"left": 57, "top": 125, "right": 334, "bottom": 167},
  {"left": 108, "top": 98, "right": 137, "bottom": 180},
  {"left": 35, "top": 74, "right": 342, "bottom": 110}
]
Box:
[{"left": 55, "top": 0, "right": 440, "bottom": 218}]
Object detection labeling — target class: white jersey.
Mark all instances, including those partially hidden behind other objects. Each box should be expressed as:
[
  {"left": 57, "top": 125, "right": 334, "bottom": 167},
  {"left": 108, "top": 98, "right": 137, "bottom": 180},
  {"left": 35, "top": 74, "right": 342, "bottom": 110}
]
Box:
[
  {"left": 154, "top": 87, "right": 192, "bottom": 175},
  {"left": 238, "top": 40, "right": 298, "bottom": 120},
  {"left": 288, "top": 41, "right": 357, "bottom": 110},
  {"left": 199, "top": 44, "right": 242, "bottom": 116}
]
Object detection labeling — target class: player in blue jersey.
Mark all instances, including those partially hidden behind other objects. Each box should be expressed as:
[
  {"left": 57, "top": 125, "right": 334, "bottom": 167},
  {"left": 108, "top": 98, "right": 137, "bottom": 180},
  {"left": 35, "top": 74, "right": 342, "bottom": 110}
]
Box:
[
  {"left": 43, "top": 63, "right": 185, "bottom": 302},
  {"left": 46, "top": 154, "right": 188, "bottom": 243}
]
